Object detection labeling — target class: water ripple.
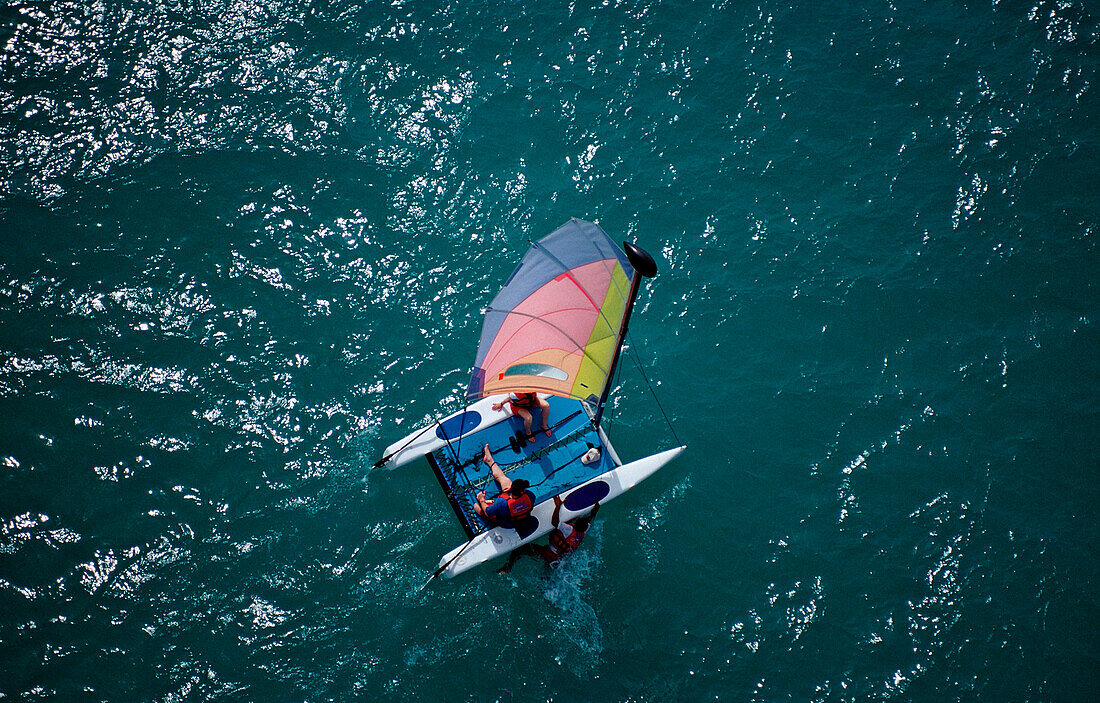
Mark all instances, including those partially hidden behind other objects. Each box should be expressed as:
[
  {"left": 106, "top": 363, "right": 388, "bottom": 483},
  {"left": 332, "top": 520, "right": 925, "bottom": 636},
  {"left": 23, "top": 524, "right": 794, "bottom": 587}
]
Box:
[{"left": 1, "top": 0, "right": 1096, "bottom": 699}]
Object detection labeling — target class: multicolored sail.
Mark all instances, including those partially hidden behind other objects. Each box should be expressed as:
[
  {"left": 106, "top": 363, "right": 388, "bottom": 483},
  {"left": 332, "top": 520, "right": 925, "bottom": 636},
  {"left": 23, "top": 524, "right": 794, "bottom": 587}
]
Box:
[{"left": 467, "top": 219, "right": 637, "bottom": 404}]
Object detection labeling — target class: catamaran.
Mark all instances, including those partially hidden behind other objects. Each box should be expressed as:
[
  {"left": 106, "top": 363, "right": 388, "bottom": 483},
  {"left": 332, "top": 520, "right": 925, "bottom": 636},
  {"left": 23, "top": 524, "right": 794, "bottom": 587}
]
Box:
[{"left": 376, "top": 219, "right": 684, "bottom": 580}]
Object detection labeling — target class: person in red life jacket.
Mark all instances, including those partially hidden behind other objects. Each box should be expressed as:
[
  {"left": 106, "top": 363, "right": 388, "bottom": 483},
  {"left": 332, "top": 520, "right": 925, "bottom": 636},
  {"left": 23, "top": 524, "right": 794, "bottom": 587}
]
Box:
[
  {"left": 497, "top": 495, "right": 600, "bottom": 574},
  {"left": 473, "top": 444, "right": 536, "bottom": 529},
  {"left": 492, "top": 392, "right": 551, "bottom": 438}
]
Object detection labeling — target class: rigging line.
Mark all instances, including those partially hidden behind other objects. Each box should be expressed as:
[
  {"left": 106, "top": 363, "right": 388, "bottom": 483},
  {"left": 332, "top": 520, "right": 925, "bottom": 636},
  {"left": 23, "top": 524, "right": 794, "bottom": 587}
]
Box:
[
  {"left": 460, "top": 423, "right": 594, "bottom": 492},
  {"left": 603, "top": 345, "right": 626, "bottom": 432},
  {"left": 625, "top": 330, "right": 682, "bottom": 447},
  {"left": 529, "top": 447, "right": 590, "bottom": 488},
  {"left": 435, "top": 418, "right": 463, "bottom": 470},
  {"left": 376, "top": 395, "right": 478, "bottom": 468},
  {"left": 440, "top": 459, "right": 485, "bottom": 536},
  {"left": 453, "top": 409, "right": 584, "bottom": 469},
  {"left": 452, "top": 438, "right": 477, "bottom": 487},
  {"left": 492, "top": 421, "right": 592, "bottom": 469},
  {"left": 450, "top": 399, "right": 473, "bottom": 474},
  {"left": 372, "top": 418, "right": 442, "bottom": 468},
  {"left": 420, "top": 537, "right": 480, "bottom": 591}
]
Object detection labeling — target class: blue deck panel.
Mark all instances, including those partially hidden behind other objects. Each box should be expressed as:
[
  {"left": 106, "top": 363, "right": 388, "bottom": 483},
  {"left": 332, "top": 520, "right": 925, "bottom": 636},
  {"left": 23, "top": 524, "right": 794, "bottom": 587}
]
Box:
[{"left": 430, "top": 396, "right": 614, "bottom": 535}]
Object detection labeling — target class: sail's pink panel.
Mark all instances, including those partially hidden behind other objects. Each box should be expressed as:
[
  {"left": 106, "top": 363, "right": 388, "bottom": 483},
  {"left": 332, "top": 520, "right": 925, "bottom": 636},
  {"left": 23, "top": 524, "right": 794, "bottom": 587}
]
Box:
[{"left": 468, "top": 220, "right": 636, "bottom": 402}]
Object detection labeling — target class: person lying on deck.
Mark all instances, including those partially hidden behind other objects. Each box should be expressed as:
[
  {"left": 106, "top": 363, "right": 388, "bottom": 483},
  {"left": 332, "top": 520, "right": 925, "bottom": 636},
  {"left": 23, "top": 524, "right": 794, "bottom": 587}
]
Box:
[
  {"left": 497, "top": 496, "right": 600, "bottom": 574},
  {"left": 492, "top": 392, "right": 551, "bottom": 438},
  {"left": 473, "top": 445, "right": 535, "bottom": 528}
]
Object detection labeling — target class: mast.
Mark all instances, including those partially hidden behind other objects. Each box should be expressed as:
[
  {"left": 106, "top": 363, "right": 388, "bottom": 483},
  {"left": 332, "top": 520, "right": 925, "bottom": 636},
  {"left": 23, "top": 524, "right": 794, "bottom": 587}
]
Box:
[{"left": 594, "top": 241, "right": 657, "bottom": 426}]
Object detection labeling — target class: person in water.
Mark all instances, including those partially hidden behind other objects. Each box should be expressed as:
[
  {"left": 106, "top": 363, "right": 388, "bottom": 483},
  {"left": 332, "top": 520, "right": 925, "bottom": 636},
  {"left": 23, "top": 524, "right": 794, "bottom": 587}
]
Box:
[
  {"left": 473, "top": 444, "right": 535, "bottom": 528},
  {"left": 492, "top": 392, "right": 551, "bottom": 438},
  {"left": 497, "top": 495, "right": 600, "bottom": 574}
]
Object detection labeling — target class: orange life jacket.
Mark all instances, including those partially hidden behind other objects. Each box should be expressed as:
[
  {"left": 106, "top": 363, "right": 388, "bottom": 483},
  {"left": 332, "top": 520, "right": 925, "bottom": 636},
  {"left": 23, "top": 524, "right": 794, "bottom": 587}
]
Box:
[
  {"left": 509, "top": 392, "right": 539, "bottom": 410},
  {"left": 498, "top": 490, "right": 534, "bottom": 519},
  {"left": 548, "top": 523, "right": 586, "bottom": 557}
]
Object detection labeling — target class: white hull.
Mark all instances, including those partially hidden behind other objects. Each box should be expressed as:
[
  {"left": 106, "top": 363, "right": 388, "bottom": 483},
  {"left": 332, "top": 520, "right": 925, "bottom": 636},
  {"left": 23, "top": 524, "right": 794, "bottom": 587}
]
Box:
[
  {"left": 436, "top": 445, "right": 685, "bottom": 578},
  {"left": 381, "top": 396, "right": 511, "bottom": 469}
]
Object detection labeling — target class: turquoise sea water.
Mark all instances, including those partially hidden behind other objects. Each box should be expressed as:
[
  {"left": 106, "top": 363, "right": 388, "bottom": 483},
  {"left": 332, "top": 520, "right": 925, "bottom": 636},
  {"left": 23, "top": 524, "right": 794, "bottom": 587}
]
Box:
[{"left": 1, "top": 0, "right": 1097, "bottom": 700}]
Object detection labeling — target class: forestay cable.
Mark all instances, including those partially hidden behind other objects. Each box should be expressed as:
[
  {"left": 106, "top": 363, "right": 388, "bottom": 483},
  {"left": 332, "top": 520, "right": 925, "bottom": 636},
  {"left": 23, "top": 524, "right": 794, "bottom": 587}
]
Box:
[{"left": 625, "top": 330, "right": 682, "bottom": 447}]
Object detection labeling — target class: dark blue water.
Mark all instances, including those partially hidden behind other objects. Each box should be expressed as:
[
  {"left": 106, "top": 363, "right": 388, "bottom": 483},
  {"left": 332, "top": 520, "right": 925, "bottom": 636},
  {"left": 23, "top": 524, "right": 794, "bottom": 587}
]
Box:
[{"left": 1, "top": 1, "right": 1097, "bottom": 700}]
